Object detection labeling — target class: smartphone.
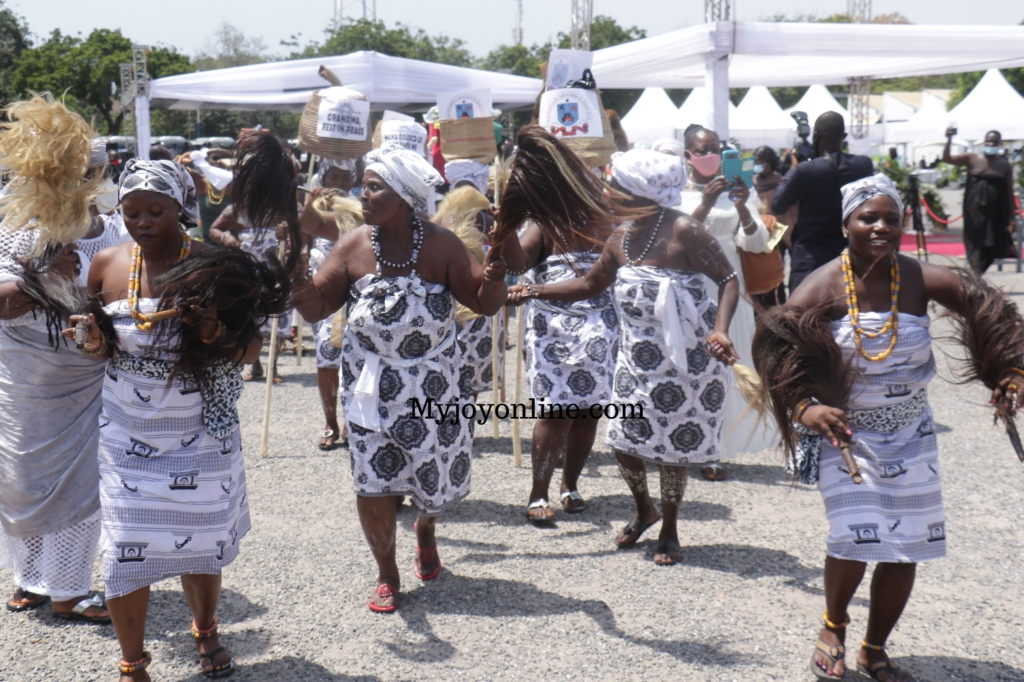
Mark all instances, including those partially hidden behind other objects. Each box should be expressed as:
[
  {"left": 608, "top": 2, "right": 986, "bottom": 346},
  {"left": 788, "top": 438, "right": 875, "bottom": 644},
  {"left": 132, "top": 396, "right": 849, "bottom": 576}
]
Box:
[{"left": 721, "top": 149, "right": 755, "bottom": 188}]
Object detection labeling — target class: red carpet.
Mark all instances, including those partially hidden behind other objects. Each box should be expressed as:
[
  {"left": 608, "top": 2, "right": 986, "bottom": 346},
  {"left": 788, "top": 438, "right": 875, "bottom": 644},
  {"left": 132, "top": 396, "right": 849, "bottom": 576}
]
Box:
[{"left": 900, "top": 232, "right": 965, "bottom": 257}]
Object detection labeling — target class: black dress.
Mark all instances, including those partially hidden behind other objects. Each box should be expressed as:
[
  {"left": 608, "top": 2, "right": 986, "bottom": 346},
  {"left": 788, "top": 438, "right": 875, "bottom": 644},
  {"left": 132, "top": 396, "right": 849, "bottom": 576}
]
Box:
[{"left": 963, "top": 170, "right": 1013, "bottom": 273}]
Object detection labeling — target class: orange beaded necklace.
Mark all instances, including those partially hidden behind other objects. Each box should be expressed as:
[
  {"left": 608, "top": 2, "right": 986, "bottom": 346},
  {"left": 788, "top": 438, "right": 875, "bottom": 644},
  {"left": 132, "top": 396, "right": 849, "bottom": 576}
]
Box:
[{"left": 841, "top": 248, "right": 900, "bottom": 362}]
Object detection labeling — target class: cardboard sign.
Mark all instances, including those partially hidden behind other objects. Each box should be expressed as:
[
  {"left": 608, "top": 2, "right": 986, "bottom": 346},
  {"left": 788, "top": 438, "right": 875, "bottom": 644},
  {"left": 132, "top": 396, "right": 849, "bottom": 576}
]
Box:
[
  {"left": 545, "top": 49, "right": 593, "bottom": 91},
  {"left": 539, "top": 88, "right": 604, "bottom": 139},
  {"left": 316, "top": 87, "right": 370, "bottom": 141},
  {"left": 437, "top": 89, "right": 493, "bottom": 120},
  {"left": 380, "top": 111, "right": 428, "bottom": 156}
]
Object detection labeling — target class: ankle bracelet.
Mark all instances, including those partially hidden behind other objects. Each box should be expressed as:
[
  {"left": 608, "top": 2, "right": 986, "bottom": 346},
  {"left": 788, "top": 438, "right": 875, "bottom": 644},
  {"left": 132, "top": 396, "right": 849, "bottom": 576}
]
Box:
[
  {"left": 822, "top": 611, "right": 850, "bottom": 629},
  {"left": 861, "top": 640, "right": 885, "bottom": 651},
  {"left": 118, "top": 651, "right": 152, "bottom": 674},
  {"left": 191, "top": 616, "right": 218, "bottom": 640}
]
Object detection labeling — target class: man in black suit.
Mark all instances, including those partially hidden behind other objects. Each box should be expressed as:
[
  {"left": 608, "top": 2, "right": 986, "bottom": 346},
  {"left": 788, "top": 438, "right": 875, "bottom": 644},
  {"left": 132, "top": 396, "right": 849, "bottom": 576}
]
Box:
[{"left": 772, "top": 112, "right": 874, "bottom": 292}]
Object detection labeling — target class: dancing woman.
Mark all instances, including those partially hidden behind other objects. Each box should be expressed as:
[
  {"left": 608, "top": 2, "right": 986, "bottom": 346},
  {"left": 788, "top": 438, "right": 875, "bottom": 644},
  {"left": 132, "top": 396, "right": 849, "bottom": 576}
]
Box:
[
  {"left": 0, "top": 97, "right": 114, "bottom": 624},
  {"left": 753, "top": 174, "right": 1024, "bottom": 682},
  {"left": 508, "top": 149, "right": 740, "bottom": 564},
  {"left": 501, "top": 128, "right": 623, "bottom": 522},
  {"left": 290, "top": 144, "right": 508, "bottom": 613},
  {"left": 64, "top": 157, "right": 288, "bottom": 681}
]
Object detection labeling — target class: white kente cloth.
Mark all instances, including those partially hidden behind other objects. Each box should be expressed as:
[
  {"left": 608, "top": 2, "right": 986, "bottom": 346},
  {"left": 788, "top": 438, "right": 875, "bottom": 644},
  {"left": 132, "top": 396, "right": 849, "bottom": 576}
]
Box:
[
  {"left": 606, "top": 266, "right": 728, "bottom": 464},
  {"left": 456, "top": 313, "right": 504, "bottom": 396},
  {"left": 523, "top": 252, "right": 617, "bottom": 408},
  {"left": 679, "top": 186, "right": 776, "bottom": 456},
  {"left": 309, "top": 237, "right": 344, "bottom": 370},
  {"left": 340, "top": 275, "right": 473, "bottom": 515},
  {"left": 97, "top": 299, "right": 250, "bottom": 599},
  {"left": 818, "top": 313, "right": 944, "bottom": 564}
]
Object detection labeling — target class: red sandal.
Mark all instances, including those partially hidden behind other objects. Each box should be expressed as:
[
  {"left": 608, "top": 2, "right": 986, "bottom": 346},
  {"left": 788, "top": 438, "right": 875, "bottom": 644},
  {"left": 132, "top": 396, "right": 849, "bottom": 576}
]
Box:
[
  {"left": 414, "top": 545, "right": 442, "bottom": 581},
  {"left": 367, "top": 582, "right": 398, "bottom": 613}
]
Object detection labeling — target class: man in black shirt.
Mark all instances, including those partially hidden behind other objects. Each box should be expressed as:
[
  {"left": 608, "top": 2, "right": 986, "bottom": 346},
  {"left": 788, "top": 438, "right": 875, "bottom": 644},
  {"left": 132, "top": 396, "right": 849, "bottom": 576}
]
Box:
[{"left": 772, "top": 112, "right": 874, "bottom": 292}]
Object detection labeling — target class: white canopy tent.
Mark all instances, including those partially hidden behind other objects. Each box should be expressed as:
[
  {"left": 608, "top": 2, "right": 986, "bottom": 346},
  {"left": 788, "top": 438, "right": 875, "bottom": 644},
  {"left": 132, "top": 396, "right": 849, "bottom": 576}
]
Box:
[
  {"left": 591, "top": 22, "right": 1024, "bottom": 142},
  {"left": 731, "top": 86, "right": 795, "bottom": 149},
  {"left": 885, "top": 91, "right": 951, "bottom": 144},
  {"left": 676, "top": 86, "right": 737, "bottom": 131},
  {"left": 784, "top": 85, "right": 848, "bottom": 126},
  {"left": 620, "top": 87, "right": 682, "bottom": 145},
  {"left": 947, "top": 69, "right": 1024, "bottom": 141},
  {"left": 132, "top": 51, "right": 543, "bottom": 158}
]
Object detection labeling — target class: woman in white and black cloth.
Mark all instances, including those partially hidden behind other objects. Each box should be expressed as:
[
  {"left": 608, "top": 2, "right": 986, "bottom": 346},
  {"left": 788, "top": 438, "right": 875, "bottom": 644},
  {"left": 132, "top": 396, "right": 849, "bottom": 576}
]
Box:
[
  {"left": 0, "top": 103, "right": 118, "bottom": 624},
  {"left": 754, "top": 173, "right": 1024, "bottom": 682},
  {"left": 291, "top": 144, "right": 508, "bottom": 613},
  {"left": 508, "top": 149, "right": 740, "bottom": 565},
  {"left": 64, "top": 156, "right": 280, "bottom": 681}
]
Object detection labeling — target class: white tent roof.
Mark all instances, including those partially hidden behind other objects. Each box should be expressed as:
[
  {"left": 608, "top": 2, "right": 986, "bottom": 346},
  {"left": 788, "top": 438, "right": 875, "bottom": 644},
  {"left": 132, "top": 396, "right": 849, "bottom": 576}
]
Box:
[
  {"left": 785, "top": 85, "right": 848, "bottom": 126},
  {"left": 149, "top": 51, "right": 543, "bottom": 112},
  {"left": 620, "top": 88, "right": 680, "bottom": 144},
  {"left": 885, "top": 91, "right": 951, "bottom": 144},
  {"left": 733, "top": 86, "right": 793, "bottom": 131},
  {"left": 730, "top": 86, "right": 796, "bottom": 149},
  {"left": 947, "top": 69, "right": 1024, "bottom": 141},
  {"left": 591, "top": 22, "right": 1024, "bottom": 89},
  {"left": 676, "top": 87, "right": 737, "bottom": 130}
]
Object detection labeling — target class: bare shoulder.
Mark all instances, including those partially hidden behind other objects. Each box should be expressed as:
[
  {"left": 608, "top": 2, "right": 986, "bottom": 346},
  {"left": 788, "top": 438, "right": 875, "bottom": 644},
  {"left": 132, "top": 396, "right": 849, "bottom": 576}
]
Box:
[
  {"left": 918, "top": 260, "right": 960, "bottom": 288},
  {"left": 93, "top": 240, "right": 132, "bottom": 269},
  {"left": 670, "top": 211, "right": 705, "bottom": 237},
  {"left": 423, "top": 220, "right": 463, "bottom": 247},
  {"left": 191, "top": 240, "right": 214, "bottom": 255},
  {"left": 789, "top": 259, "right": 842, "bottom": 307},
  {"left": 337, "top": 224, "right": 370, "bottom": 250}
]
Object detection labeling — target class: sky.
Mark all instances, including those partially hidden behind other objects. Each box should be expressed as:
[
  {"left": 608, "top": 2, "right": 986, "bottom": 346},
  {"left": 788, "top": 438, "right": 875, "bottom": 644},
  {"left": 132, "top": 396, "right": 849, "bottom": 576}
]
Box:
[{"left": 12, "top": 0, "right": 1023, "bottom": 59}]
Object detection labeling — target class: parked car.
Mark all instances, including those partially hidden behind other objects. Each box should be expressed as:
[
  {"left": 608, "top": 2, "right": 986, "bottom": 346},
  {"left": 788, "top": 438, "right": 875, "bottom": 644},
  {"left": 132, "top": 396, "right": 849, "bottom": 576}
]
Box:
[
  {"left": 190, "top": 136, "right": 235, "bottom": 150},
  {"left": 152, "top": 135, "right": 189, "bottom": 156}
]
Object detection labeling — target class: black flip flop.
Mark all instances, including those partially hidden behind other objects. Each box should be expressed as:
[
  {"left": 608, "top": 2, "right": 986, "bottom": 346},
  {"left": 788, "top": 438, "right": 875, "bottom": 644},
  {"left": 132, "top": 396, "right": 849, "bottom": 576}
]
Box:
[
  {"left": 858, "top": 659, "right": 912, "bottom": 681},
  {"left": 7, "top": 590, "right": 48, "bottom": 612},
  {"left": 616, "top": 513, "right": 660, "bottom": 548},
  {"left": 199, "top": 647, "right": 235, "bottom": 679},
  {"left": 653, "top": 538, "right": 684, "bottom": 566}
]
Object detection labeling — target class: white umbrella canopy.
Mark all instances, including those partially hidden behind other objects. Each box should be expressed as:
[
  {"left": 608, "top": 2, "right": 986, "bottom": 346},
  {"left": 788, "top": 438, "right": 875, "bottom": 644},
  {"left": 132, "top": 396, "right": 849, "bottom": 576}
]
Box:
[
  {"left": 620, "top": 87, "right": 682, "bottom": 144},
  {"left": 947, "top": 69, "right": 1024, "bottom": 141}
]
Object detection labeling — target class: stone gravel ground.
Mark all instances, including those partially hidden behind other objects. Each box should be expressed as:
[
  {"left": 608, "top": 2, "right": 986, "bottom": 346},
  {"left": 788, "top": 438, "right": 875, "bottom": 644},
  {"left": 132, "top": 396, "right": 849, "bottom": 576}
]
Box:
[{"left": 3, "top": 262, "right": 1024, "bottom": 681}]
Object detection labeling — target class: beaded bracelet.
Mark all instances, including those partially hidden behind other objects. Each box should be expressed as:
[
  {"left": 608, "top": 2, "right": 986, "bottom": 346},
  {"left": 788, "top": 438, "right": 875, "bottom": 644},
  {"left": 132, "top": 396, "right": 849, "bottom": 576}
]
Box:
[
  {"left": 716, "top": 271, "right": 738, "bottom": 286},
  {"left": 118, "top": 651, "right": 152, "bottom": 674},
  {"left": 201, "top": 321, "right": 227, "bottom": 345},
  {"left": 1007, "top": 367, "right": 1024, "bottom": 381},
  {"left": 791, "top": 397, "right": 819, "bottom": 425}
]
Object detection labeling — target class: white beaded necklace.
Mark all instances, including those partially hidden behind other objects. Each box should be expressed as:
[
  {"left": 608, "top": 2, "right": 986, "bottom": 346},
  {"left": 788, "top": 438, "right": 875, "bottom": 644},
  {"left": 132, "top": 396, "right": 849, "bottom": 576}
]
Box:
[
  {"left": 371, "top": 215, "right": 423, "bottom": 277},
  {"left": 623, "top": 208, "right": 667, "bottom": 266}
]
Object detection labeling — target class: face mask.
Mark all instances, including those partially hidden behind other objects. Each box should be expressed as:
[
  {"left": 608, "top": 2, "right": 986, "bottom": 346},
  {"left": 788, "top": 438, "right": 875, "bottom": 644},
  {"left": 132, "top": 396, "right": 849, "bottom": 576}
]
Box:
[
  {"left": 983, "top": 146, "right": 1000, "bottom": 156},
  {"left": 92, "top": 179, "right": 119, "bottom": 214},
  {"left": 753, "top": 163, "right": 765, "bottom": 174},
  {"left": 686, "top": 152, "right": 721, "bottom": 178}
]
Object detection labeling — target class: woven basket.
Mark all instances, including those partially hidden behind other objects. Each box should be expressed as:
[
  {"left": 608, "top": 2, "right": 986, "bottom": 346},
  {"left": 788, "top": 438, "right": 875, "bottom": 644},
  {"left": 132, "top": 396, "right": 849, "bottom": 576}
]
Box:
[
  {"left": 739, "top": 214, "right": 785, "bottom": 295},
  {"left": 297, "top": 90, "right": 371, "bottom": 159},
  {"left": 439, "top": 117, "right": 496, "bottom": 164},
  {"left": 559, "top": 95, "right": 617, "bottom": 169}
]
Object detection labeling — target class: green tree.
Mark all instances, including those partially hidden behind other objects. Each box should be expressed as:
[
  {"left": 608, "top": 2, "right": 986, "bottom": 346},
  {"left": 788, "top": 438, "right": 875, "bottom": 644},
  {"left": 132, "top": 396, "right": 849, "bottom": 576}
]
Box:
[
  {"left": 0, "top": 0, "right": 30, "bottom": 105},
  {"left": 11, "top": 28, "right": 190, "bottom": 135},
  {"left": 300, "top": 18, "right": 472, "bottom": 67}
]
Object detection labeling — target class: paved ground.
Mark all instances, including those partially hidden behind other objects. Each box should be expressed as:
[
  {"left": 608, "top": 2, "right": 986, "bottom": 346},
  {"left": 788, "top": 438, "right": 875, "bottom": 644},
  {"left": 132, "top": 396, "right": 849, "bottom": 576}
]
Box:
[{"left": 3, "top": 267, "right": 1024, "bottom": 681}]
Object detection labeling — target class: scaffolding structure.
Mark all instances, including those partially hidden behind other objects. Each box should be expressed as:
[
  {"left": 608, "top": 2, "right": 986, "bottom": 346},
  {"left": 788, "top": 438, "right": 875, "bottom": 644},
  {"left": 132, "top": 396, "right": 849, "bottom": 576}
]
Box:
[
  {"left": 704, "top": 0, "right": 730, "bottom": 22},
  {"left": 570, "top": 0, "right": 593, "bottom": 51}
]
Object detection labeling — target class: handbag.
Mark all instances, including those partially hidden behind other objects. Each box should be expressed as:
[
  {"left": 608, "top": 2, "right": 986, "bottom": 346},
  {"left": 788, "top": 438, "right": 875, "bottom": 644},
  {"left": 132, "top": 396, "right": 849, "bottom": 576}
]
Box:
[{"left": 739, "top": 214, "right": 786, "bottom": 295}]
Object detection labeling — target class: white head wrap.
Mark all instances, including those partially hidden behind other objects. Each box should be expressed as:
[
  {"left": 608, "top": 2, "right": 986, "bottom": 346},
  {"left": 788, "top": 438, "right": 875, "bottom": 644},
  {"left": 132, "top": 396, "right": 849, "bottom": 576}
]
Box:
[
  {"left": 610, "top": 149, "right": 687, "bottom": 208},
  {"left": 444, "top": 160, "right": 489, "bottom": 196},
  {"left": 651, "top": 138, "right": 686, "bottom": 157},
  {"left": 90, "top": 138, "right": 108, "bottom": 168},
  {"left": 118, "top": 158, "right": 200, "bottom": 227},
  {"left": 841, "top": 173, "right": 904, "bottom": 222},
  {"left": 364, "top": 143, "right": 444, "bottom": 213},
  {"left": 317, "top": 157, "right": 357, "bottom": 185}
]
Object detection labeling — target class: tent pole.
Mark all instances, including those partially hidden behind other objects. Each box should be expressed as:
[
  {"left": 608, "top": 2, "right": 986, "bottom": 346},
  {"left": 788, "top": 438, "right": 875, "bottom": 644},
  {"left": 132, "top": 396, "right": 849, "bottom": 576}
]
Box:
[
  {"left": 135, "top": 94, "right": 152, "bottom": 160},
  {"left": 704, "top": 53, "right": 730, "bottom": 141}
]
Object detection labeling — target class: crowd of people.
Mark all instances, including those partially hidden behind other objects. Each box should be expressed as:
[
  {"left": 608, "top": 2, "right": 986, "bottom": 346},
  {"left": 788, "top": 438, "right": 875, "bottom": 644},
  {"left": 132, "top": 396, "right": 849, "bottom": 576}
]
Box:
[{"left": 0, "top": 89, "right": 1022, "bottom": 682}]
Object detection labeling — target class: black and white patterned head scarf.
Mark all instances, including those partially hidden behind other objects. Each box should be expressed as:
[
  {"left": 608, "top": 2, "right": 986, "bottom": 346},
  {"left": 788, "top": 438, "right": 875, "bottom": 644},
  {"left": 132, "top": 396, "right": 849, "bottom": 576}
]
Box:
[
  {"left": 316, "top": 157, "right": 357, "bottom": 186},
  {"left": 118, "top": 158, "right": 200, "bottom": 227},
  {"left": 841, "top": 173, "right": 904, "bottom": 222},
  {"left": 364, "top": 143, "right": 443, "bottom": 213}
]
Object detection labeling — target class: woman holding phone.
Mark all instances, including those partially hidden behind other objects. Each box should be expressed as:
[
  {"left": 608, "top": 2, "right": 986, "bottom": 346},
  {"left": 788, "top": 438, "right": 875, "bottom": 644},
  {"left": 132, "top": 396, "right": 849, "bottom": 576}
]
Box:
[{"left": 676, "top": 124, "right": 774, "bottom": 479}]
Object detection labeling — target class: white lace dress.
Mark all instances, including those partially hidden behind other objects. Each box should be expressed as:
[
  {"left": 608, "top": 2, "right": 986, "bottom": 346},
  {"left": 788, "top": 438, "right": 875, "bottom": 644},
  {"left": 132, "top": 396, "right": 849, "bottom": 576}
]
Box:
[
  {"left": 678, "top": 186, "right": 777, "bottom": 457},
  {"left": 0, "top": 222, "right": 126, "bottom": 600}
]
